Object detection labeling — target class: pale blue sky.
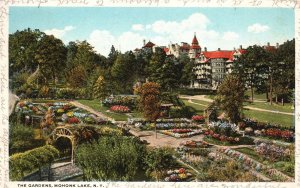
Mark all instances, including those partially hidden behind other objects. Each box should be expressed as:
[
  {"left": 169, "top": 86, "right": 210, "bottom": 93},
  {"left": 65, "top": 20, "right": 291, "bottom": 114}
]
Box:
[{"left": 10, "top": 7, "right": 295, "bottom": 56}]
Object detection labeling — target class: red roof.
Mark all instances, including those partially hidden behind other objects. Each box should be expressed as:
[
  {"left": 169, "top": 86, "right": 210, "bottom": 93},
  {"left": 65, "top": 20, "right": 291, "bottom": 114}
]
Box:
[
  {"left": 238, "top": 49, "right": 247, "bottom": 54},
  {"left": 164, "top": 48, "right": 169, "bottom": 53},
  {"left": 143, "top": 41, "right": 155, "bottom": 48},
  {"left": 203, "top": 50, "right": 235, "bottom": 60},
  {"left": 191, "top": 35, "right": 200, "bottom": 49}
]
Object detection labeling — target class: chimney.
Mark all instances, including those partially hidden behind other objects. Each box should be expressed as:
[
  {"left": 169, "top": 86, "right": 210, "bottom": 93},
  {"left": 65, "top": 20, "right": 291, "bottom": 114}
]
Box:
[
  {"left": 218, "top": 48, "right": 221, "bottom": 51},
  {"left": 276, "top": 42, "right": 279, "bottom": 48},
  {"left": 143, "top": 39, "right": 146, "bottom": 46},
  {"left": 204, "top": 47, "right": 207, "bottom": 52},
  {"left": 239, "top": 45, "right": 242, "bottom": 49},
  {"left": 234, "top": 47, "right": 236, "bottom": 51},
  {"left": 267, "top": 42, "right": 270, "bottom": 47}
]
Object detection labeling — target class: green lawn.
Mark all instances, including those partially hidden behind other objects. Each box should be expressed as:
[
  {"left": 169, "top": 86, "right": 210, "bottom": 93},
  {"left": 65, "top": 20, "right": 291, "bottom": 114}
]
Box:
[
  {"left": 191, "top": 99, "right": 211, "bottom": 106},
  {"left": 245, "top": 90, "right": 268, "bottom": 101},
  {"left": 244, "top": 102, "right": 294, "bottom": 113},
  {"left": 181, "top": 99, "right": 206, "bottom": 114},
  {"left": 243, "top": 109, "right": 294, "bottom": 128},
  {"left": 182, "top": 97, "right": 293, "bottom": 128},
  {"left": 77, "top": 99, "right": 129, "bottom": 121}
]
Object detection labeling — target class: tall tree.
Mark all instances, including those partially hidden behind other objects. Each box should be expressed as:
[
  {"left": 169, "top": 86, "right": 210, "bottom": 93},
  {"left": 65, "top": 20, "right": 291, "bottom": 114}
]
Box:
[
  {"left": 215, "top": 75, "right": 245, "bottom": 123},
  {"left": 180, "top": 54, "right": 195, "bottom": 86},
  {"left": 35, "top": 35, "right": 67, "bottom": 85},
  {"left": 93, "top": 75, "right": 109, "bottom": 100},
  {"left": 111, "top": 51, "right": 136, "bottom": 93},
  {"left": 9, "top": 28, "right": 44, "bottom": 76},
  {"left": 139, "top": 82, "right": 161, "bottom": 138},
  {"left": 233, "top": 45, "right": 268, "bottom": 102}
]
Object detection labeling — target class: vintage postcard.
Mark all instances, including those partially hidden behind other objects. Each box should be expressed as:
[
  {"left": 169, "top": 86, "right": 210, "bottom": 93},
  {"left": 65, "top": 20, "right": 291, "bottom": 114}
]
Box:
[{"left": 0, "top": 1, "right": 299, "bottom": 188}]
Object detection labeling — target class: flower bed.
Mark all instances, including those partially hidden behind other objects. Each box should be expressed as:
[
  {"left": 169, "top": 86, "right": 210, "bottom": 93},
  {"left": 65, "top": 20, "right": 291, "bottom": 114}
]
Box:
[
  {"left": 164, "top": 168, "right": 193, "bottom": 182},
  {"left": 253, "top": 139, "right": 291, "bottom": 160},
  {"left": 192, "top": 115, "right": 205, "bottom": 123},
  {"left": 110, "top": 105, "right": 130, "bottom": 113},
  {"left": 156, "top": 122, "right": 200, "bottom": 130},
  {"left": 218, "top": 147, "right": 263, "bottom": 172},
  {"left": 240, "top": 119, "right": 294, "bottom": 141},
  {"left": 218, "top": 147, "right": 294, "bottom": 181},
  {"left": 103, "top": 95, "right": 136, "bottom": 108},
  {"left": 15, "top": 101, "right": 44, "bottom": 115},
  {"left": 180, "top": 140, "right": 210, "bottom": 148},
  {"left": 160, "top": 129, "right": 202, "bottom": 138}
]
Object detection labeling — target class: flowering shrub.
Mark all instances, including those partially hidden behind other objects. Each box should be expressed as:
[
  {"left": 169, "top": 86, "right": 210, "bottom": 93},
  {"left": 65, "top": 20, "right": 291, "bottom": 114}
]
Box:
[
  {"left": 110, "top": 105, "right": 130, "bottom": 113},
  {"left": 192, "top": 115, "right": 205, "bottom": 122},
  {"left": 68, "top": 117, "right": 80, "bottom": 124}
]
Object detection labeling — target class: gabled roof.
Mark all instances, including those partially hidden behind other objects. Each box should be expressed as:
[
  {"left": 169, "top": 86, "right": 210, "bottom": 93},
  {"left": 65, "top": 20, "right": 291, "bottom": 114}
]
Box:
[
  {"left": 203, "top": 50, "right": 235, "bottom": 60},
  {"left": 143, "top": 41, "right": 155, "bottom": 48}
]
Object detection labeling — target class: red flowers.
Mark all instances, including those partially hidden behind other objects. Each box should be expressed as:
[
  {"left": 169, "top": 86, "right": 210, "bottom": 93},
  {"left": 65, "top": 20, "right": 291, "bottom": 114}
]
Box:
[
  {"left": 110, "top": 105, "right": 130, "bottom": 113},
  {"left": 68, "top": 117, "right": 80, "bottom": 124},
  {"left": 192, "top": 115, "right": 205, "bottom": 122},
  {"left": 265, "top": 128, "right": 294, "bottom": 141}
]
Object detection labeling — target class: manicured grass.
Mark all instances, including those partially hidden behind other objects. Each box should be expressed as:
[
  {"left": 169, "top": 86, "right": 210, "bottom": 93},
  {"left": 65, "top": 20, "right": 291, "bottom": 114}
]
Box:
[
  {"left": 181, "top": 99, "right": 206, "bottom": 114},
  {"left": 203, "top": 136, "right": 236, "bottom": 146},
  {"left": 245, "top": 90, "right": 267, "bottom": 101},
  {"left": 243, "top": 109, "right": 294, "bottom": 128},
  {"left": 244, "top": 101, "right": 294, "bottom": 113},
  {"left": 191, "top": 99, "right": 211, "bottom": 106},
  {"left": 77, "top": 99, "right": 129, "bottom": 121}
]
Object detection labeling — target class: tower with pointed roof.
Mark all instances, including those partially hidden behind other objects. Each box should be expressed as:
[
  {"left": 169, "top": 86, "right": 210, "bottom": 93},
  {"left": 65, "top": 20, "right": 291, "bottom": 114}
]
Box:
[{"left": 189, "top": 32, "right": 201, "bottom": 59}]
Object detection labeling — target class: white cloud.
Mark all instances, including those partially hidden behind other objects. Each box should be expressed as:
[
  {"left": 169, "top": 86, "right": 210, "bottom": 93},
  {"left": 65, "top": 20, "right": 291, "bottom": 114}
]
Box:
[
  {"left": 88, "top": 30, "right": 145, "bottom": 56},
  {"left": 132, "top": 24, "right": 144, "bottom": 31},
  {"left": 148, "top": 13, "right": 210, "bottom": 36},
  {"left": 222, "top": 31, "right": 239, "bottom": 41},
  {"left": 44, "top": 26, "right": 75, "bottom": 39},
  {"left": 247, "top": 23, "right": 270, "bottom": 34},
  {"left": 87, "top": 13, "right": 247, "bottom": 56},
  {"left": 88, "top": 30, "right": 116, "bottom": 56}
]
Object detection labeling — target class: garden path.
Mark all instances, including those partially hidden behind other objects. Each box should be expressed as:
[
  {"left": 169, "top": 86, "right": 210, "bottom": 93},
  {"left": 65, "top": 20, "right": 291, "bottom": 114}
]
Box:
[
  {"left": 70, "top": 101, "right": 114, "bottom": 121},
  {"left": 180, "top": 96, "right": 294, "bottom": 116},
  {"left": 129, "top": 127, "right": 205, "bottom": 148}
]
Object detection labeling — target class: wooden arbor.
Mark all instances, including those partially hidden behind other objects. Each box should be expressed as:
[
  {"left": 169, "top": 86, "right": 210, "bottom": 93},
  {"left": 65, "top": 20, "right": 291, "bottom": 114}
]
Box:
[{"left": 47, "top": 126, "right": 77, "bottom": 164}]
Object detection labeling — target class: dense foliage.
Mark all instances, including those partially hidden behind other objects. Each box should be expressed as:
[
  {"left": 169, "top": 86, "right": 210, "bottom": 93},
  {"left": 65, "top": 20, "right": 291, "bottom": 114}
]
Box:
[
  {"left": 9, "top": 124, "right": 44, "bottom": 154},
  {"left": 215, "top": 75, "right": 245, "bottom": 123},
  {"left": 144, "top": 147, "right": 177, "bottom": 181},
  {"left": 76, "top": 136, "right": 146, "bottom": 181},
  {"left": 10, "top": 145, "right": 59, "bottom": 181}
]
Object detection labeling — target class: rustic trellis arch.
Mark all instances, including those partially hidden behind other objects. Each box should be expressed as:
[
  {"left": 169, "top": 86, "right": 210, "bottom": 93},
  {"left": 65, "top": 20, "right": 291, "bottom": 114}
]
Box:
[{"left": 48, "top": 126, "right": 77, "bottom": 164}]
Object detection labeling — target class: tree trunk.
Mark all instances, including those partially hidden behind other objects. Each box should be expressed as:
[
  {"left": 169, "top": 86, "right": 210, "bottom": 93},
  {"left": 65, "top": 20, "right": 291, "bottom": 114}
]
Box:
[
  {"left": 270, "top": 74, "right": 273, "bottom": 105},
  {"left": 275, "top": 94, "right": 278, "bottom": 104},
  {"left": 251, "top": 84, "right": 254, "bottom": 103}
]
